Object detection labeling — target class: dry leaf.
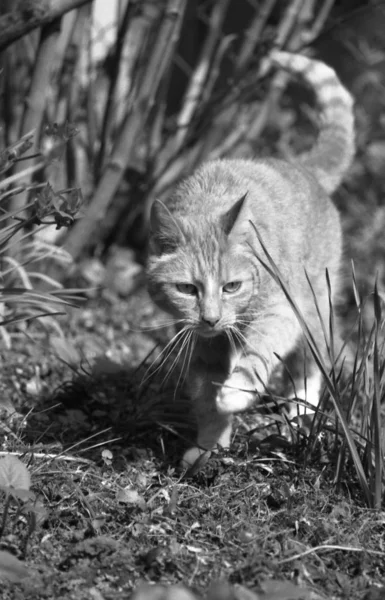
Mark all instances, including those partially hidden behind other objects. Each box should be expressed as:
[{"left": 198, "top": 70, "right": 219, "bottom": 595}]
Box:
[{"left": 0, "top": 454, "right": 31, "bottom": 490}]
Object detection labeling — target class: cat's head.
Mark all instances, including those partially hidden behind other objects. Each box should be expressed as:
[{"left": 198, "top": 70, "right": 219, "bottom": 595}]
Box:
[{"left": 146, "top": 193, "right": 259, "bottom": 338}]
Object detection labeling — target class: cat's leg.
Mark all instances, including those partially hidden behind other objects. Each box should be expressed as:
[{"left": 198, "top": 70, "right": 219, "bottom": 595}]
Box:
[
  {"left": 182, "top": 364, "right": 233, "bottom": 467},
  {"left": 281, "top": 339, "right": 323, "bottom": 416},
  {"left": 284, "top": 291, "right": 345, "bottom": 416},
  {"left": 182, "top": 399, "right": 233, "bottom": 467},
  {"left": 216, "top": 305, "right": 305, "bottom": 414},
  {"left": 283, "top": 346, "right": 323, "bottom": 416}
]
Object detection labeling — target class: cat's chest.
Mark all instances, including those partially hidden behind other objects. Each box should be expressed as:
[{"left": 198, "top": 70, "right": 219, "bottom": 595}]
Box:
[{"left": 194, "top": 335, "right": 242, "bottom": 372}]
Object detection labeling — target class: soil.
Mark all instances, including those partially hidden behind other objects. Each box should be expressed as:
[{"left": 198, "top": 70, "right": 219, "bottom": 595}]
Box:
[{"left": 0, "top": 286, "right": 384, "bottom": 600}]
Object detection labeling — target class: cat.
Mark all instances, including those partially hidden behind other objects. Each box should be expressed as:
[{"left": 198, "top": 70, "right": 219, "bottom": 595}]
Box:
[{"left": 146, "top": 51, "right": 355, "bottom": 467}]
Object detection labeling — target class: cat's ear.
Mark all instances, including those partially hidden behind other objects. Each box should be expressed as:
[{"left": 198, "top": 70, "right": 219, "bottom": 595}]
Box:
[
  {"left": 222, "top": 192, "right": 248, "bottom": 236},
  {"left": 150, "top": 199, "right": 184, "bottom": 253}
]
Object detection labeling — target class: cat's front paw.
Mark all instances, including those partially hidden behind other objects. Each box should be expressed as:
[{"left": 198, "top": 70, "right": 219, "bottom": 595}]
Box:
[
  {"left": 181, "top": 447, "right": 211, "bottom": 469},
  {"left": 216, "top": 371, "right": 257, "bottom": 414}
]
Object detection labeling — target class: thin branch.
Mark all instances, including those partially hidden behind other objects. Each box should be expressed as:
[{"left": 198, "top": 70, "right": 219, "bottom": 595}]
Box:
[
  {"left": 10, "top": 18, "right": 62, "bottom": 215},
  {"left": 235, "top": 0, "right": 278, "bottom": 72},
  {"left": 0, "top": 451, "right": 92, "bottom": 465},
  {"left": 96, "top": 0, "right": 134, "bottom": 173},
  {"left": 0, "top": 0, "right": 93, "bottom": 52},
  {"left": 278, "top": 544, "right": 385, "bottom": 564},
  {"left": 301, "top": 0, "right": 336, "bottom": 46},
  {"left": 274, "top": 0, "right": 306, "bottom": 49},
  {"left": 213, "top": 0, "right": 314, "bottom": 159},
  {"left": 174, "top": 0, "right": 231, "bottom": 149}
]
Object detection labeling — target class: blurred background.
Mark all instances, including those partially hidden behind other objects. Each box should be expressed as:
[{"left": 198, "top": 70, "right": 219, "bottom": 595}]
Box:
[{"left": 1, "top": 0, "right": 385, "bottom": 322}]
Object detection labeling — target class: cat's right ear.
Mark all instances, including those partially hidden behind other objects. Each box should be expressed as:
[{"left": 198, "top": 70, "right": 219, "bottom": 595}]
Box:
[
  {"left": 222, "top": 192, "right": 248, "bottom": 237},
  {"left": 149, "top": 200, "right": 184, "bottom": 254}
]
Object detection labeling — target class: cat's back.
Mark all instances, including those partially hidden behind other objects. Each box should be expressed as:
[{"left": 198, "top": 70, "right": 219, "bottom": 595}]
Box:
[{"left": 168, "top": 157, "right": 338, "bottom": 235}]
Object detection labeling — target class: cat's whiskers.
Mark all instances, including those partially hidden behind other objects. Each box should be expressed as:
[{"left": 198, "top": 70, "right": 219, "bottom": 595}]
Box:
[
  {"left": 229, "top": 325, "right": 249, "bottom": 355},
  {"left": 141, "top": 324, "right": 190, "bottom": 385},
  {"left": 225, "top": 326, "right": 238, "bottom": 359},
  {"left": 174, "top": 328, "right": 196, "bottom": 396},
  {"left": 129, "top": 318, "right": 184, "bottom": 333},
  {"left": 230, "top": 323, "right": 261, "bottom": 357},
  {"left": 162, "top": 326, "right": 194, "bottom": 389}
]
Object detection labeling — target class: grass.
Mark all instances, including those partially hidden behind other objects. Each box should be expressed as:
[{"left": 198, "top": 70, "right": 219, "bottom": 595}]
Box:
[
  {"left": 0, "top": 286, "right": 384, "bottom": 599},
  {"left": 0, "top": 129, "right": 84, "bottom": 346},
  {"left": 250, "top": 222, "right": 384, "bottom": 510}
]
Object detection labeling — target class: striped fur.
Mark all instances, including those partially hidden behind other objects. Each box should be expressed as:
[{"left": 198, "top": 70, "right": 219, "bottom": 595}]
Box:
[{"left": 146, "top": 52, "right": 356, "bottom": 467}]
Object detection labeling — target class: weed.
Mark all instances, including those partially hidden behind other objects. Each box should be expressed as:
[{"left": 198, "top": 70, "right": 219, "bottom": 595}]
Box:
[
  {"left": 250, "top": 222, "right": 384, "bottom": 509},
  {"left": 0, "top": 128, "right": 83, "bottom": 346}
]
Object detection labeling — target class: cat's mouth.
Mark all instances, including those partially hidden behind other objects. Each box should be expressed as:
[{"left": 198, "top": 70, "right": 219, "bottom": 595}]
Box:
[{"left": 196, "top": 327, "right": 222, "bottom": 339}]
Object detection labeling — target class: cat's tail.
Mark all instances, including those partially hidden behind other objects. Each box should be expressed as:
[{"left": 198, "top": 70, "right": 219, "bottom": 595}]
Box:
[{"left": 271, "top": 51, "right": 355, "bottom": 195}]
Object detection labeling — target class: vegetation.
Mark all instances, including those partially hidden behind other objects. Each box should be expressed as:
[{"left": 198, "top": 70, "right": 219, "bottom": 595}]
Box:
[{"left": 0, "top": 1, "right": 384, "bottom": 599}]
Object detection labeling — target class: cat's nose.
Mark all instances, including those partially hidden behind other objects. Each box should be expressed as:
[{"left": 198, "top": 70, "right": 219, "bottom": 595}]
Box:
[{"left": 203, "top": 316, "right": 220, "bottom": 327}]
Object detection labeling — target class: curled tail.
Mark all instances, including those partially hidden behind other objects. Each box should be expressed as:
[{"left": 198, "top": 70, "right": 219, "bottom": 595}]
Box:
[{"left": 271, "top": 51, "right": 355, "bottom": 194}]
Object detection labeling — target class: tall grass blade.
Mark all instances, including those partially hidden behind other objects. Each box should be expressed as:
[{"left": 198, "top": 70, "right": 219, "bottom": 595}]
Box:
[
  {"left": 371, "top": 280, "right": 384, "bottom": 508},
  {"left": 249, "top": 221, "right": 372, "bottom": 506}
]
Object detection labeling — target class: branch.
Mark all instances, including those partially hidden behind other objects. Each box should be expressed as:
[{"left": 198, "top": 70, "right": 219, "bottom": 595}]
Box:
[
  {"left": 96, "top": 1, "right": 136, "bottom": 174},
  {"left": 235, "top": 0, "right": 278, "bottom": 72},
  {"left": 64, "top": 0, "right": 187, "bottom": 260},
  {"left": 0, "top": 0, "right": 93, "bottom": 52},
  {"left": 174, "top": 0, "right": 231, "bottom": 149},
  {"left": 10, "top": 17, "right": 62, "bottom": 214}
]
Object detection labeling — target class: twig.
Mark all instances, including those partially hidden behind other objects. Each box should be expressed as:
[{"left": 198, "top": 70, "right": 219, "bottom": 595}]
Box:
[
  {"left": 301, "top": 0, "right": 336, "bottom": 46},
  {"left": 274, "top": 0, "right": 306, "bottom": 49},
  {"left": 0, "top": 451, "right": 92, "bottom": 464},
  {"left": 0, "top": 163, "right": 45, "bottom": 192},
  {"left": 215, "top": 0, "right": 315, "bottom": 158},
  {"left": 10, "top": 18, "right": 62, "bottom": 215},
  {"left": 235, "top": 0, "right": 277, "bottom": 72},
  {"left": 278, "top": 544, "right": 385, "bottom": 564},
  {"left": 174, "top": 0, "right": 230, "bottom": 149},
  {"left": 50, "top": 8, "right": 79, "bottom": 121},
  {"left": 0, "top": 0, "right": 93, "bottom": 52},
  {"left": 96, "top": 0, "right": 134, "bottom": 173}
]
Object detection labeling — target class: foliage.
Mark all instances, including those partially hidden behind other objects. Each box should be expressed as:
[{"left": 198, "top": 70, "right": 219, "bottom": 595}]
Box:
[
  {"left": 0, "top": 454, "right": 37, "bottom": 578},
  {"left": 0, "top": 127, "right": 83, "bottom": 343},
  {"left": 251, "top": 223, "right": 385, "bottom": 509}
]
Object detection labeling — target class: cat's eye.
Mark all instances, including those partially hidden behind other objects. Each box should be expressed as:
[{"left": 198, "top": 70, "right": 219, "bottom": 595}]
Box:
[
  {"left": 223, "top": 281, "right": 242, "bottom": 293},
  {"left": 176, "top": 283, "right": 197, "bottom": 295}
]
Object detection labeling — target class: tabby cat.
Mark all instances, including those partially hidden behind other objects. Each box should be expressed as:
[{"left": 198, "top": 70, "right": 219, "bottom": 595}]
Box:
[{"left": 146, "top": 51, "right": 355, "bottom": 466}]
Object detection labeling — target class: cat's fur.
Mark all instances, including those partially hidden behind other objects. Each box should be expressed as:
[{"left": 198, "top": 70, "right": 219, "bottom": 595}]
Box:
[{"left": 146, "top": 51, "right": 355, "bottom": 466}]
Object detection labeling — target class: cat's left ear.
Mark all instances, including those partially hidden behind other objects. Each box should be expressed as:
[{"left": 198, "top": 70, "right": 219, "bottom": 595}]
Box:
[
  {"left": 149, "top": 199, "right": 184, "bottom": 254},
  {"left": 222, "top": 192, "right": 248, "bottom": 236}
]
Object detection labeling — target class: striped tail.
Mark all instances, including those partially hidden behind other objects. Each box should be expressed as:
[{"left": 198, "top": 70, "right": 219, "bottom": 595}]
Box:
[{"left": 271, "top": 51, "right": 355, "bottom": 194}]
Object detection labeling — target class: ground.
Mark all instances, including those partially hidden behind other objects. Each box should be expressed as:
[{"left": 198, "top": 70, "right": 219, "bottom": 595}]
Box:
[{"left": 0, "top": 286, "right": 384, "bottom": 600}]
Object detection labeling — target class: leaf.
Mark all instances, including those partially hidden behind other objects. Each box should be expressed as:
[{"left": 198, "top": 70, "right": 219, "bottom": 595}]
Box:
[
  {"left": 0, "top": 550, "right": 29, "bottom": 582},
  {"left": 0, "top": 455, "right": 31, "bottom": 490},
  {"left": 116, "top": 488, "right": 146, "bottom": 509}
]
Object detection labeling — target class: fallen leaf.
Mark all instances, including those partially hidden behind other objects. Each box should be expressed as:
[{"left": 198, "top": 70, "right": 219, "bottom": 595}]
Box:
[
  {"left": 0, "top": 454, "right": 31, "bottom": 490},
  {"left": 116, "top": 488, "right": 146, "bottom": 509}
]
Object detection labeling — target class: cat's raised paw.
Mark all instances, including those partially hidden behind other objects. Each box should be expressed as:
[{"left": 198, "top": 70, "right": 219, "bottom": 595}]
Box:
[{"left": 216, "top": 373, "right": 257, "bottom": 414}]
